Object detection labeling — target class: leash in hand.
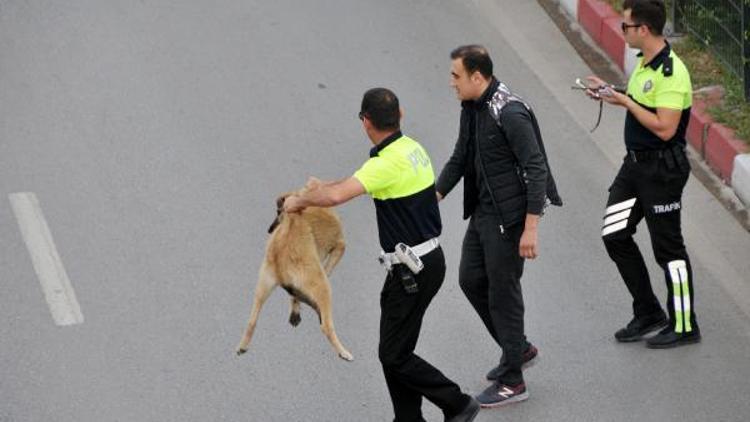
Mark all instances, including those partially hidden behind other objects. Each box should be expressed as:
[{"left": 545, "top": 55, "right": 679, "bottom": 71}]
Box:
[{"left": 571, "top": 78, "right": 624, "bottom": 133}]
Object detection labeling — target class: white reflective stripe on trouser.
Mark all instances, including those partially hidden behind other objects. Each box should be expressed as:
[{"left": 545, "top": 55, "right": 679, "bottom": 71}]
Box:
[
  {"left": 668, "top": 260, "right": 692, "bottom": 333},
  {"left": 602, "top": 198, "right": 637, "bottom": 237}
]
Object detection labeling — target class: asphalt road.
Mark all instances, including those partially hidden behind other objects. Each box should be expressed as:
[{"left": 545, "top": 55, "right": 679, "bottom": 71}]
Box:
[{"left": 2, "top": 1, "right": 750, "bottom": 421}]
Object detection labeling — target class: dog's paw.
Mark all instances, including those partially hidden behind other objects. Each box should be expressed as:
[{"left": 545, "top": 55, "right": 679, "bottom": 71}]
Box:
[
  {"left": 289, "top": 312, "right": 301, "bottom": 327},
  {"left": 338, "top": 350, "right": 354, "bottom": 362}
]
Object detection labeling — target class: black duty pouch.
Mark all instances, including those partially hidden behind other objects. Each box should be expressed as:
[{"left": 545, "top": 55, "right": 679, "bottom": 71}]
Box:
[{"left": 394, "top": 265, "right": 418, "bottom": 295}]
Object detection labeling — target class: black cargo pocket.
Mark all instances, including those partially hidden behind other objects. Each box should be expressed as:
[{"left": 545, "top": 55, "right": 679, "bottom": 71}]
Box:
[{"left": 380, "top": 274, "right": 416, "bottom": 321}]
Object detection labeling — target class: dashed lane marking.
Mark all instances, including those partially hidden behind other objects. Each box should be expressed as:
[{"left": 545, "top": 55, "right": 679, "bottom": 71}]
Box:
[{"left": 9, "top": 192, "right": 83, "bottom": 326}]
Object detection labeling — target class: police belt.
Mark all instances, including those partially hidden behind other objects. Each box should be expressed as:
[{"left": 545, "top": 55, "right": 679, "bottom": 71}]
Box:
[
  {"left": 378, "top": 237, "right": 440, "bottom": 270},
  {"left": 625, "top": 145, "right": 685, "bottom": 163}
]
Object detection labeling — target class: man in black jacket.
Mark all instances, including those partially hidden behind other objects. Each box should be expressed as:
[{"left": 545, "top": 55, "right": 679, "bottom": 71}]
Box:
[{"left": 436, "top": 45, "right": 561, "bottom": 408}]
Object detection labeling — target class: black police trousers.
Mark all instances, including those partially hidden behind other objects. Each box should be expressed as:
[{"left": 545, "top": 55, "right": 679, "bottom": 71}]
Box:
[
  {"left": 378, "top": 246, "right": 470, "bottom": 422},
  {"left": 602, "top": 148, "right": 697, "bottom": 334},
  {"left": 459, "top": 212, "right": 527, "bottom": 385}
]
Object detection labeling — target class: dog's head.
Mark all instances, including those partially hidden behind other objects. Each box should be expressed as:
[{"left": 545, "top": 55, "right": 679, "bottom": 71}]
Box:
[{"left": 267, "top": 178, "right": 322, "bottom": 234}]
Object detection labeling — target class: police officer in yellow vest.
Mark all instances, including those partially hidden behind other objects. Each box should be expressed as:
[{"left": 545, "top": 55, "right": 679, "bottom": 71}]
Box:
[
  {"left": 586, "top": 0, "right": 700, "bottom": 349},
  {"left": 283, "top": 88, "right": 480, "bottom": 422}
]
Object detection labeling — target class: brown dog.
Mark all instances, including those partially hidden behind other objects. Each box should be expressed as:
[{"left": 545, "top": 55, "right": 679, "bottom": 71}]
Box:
[{"left": 236, "top": 179, "right": 353, "bottom": 361}]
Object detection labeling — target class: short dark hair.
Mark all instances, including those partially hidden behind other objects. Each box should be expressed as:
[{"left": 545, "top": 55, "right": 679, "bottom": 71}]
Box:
[
  {"left": 623, "top": 0, "right": 666, "bottom": 35},
  {"left": 360, "top": 88, "right": 400, "bottom": 131},
  {"left": 450, "top": 45, "right": 493, "bottom": 79}
]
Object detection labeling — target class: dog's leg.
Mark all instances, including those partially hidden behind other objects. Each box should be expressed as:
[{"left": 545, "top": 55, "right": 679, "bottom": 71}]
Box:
[
  {"left": 236, "top": 266, "right": 277, "bottom": 356},
  {"left": 302, "top": 271, "right": 353, "bottom": 361},
  {"left": 321, "top": 240, "right": 345, "bottom": 276},
  {"left": 289, "top": 297, "right": 301, "bottom": 326},
  {"left": 318, "top": 292, "right": 353, "bottom": 361}
]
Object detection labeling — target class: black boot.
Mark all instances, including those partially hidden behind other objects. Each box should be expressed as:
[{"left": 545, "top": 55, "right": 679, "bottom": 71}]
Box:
[
  {"left": 614, "top": 312, "right": 668, "bottom": 342},
  {"left": 646, "top": 325, "right": 701, "bottom": 349}
]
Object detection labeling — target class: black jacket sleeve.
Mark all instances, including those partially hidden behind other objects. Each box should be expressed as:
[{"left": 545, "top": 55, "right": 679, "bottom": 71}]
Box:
[
  {"left": 500, "top": 102, "right": 548, "bottom": 215},
  {"left": 436, "top": 112, "right": 468, "bottom": 197}
]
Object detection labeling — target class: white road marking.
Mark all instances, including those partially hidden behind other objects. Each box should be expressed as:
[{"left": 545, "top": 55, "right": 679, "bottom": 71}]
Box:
[{"left": 9, "top": 192, "right": 84, "bottom": 326}]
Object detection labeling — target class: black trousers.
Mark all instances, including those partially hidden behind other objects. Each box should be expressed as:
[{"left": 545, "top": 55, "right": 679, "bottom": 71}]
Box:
[
  {"left": 379, "top": 247, "right": 469, "bottom": 422},
  {"left": 602, "top": 150, "right": 697, "bottom": 334},
  {"left": 459, "top": 212, "right": 526, "bottom": 385}
]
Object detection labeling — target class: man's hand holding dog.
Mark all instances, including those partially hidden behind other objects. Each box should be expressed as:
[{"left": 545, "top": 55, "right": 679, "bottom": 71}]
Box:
[{"left": 283, "top": 177, "right": 367, "bottom": 213}]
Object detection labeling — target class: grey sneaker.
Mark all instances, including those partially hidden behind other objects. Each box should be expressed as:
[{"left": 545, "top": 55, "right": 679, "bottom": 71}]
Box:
[{"left": 475, "top": 382, "right": 528, "bottom": 408}]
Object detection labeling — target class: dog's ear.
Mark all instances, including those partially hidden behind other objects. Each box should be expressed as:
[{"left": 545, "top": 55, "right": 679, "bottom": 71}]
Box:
[
  {"left": 267, "top": 215, "right": 281, "bottom": 234},
  {"left": 276, "top": 191, "right": 295, "bottom": 210},
  {"left": 269, "top": 193, "right": 292, "bottom": 234}
]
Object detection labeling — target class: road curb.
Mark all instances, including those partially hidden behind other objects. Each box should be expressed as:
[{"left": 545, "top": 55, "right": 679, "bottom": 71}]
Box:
[
  {"left": 686, "top": 98, "right": 711, "bottom": 156},
  {"left": 706, "top": 124, "right": 749, "bottom": 182},
  {"left": 601, "top": 16, "right": 625, "bottom": 69},
  {"left": 573, "top": 0, "right": 750, "bottom": 205},
  {"left": 577, "top": 0, "right": 616, "bottom": 45},
  {"left": 734, "top": 155, "right": 750, "bottom": 206},
  {"left": 560, "top": 0, "right": 579, "bottom": 17}
]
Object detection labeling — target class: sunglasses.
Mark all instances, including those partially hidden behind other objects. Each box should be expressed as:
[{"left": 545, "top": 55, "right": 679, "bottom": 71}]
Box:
[
  {"left": 621, "top": 22, "right": 642, "bottom": 32},
  {"left": 358, "top": 111, "right": 367, "bottom": 121}
]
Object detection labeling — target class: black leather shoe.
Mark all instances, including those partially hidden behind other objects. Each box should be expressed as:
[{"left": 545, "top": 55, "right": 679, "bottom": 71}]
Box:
[
  {"left": 486, "top": 344, "right": 538, "bottom": 381},
  {"left": 646, "top": 326, "right": 701, "bottom": 349},
  {"left": 614, "top": 313, "right": 668, "bottom": 342},
  {"left": 445, "top": 397, "right": 480, "bottom": 422}
]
